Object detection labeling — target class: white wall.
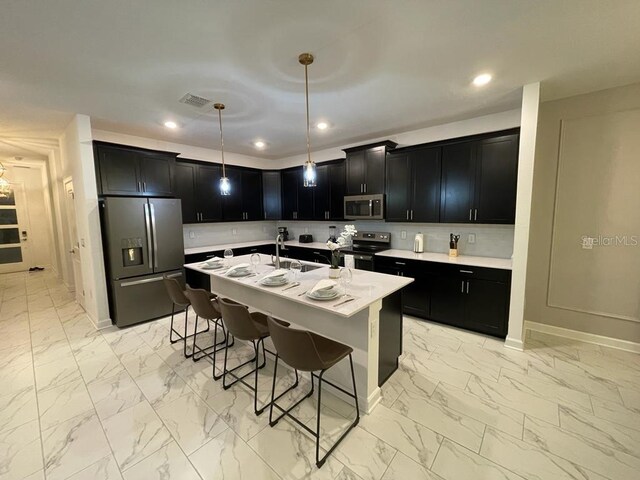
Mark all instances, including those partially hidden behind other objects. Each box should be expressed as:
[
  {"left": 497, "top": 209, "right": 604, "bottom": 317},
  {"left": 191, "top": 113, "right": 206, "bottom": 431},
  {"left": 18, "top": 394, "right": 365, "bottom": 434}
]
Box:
[
  {"left": 92, "top": 130, "right": 271, "bottom": 170},
  {"left": 526, "top": 82, "right": 640, "bottom": 344},
  {"left": 277, "top": 109, "right": 522, "bottom": 168},
  {"left": 60, "top": 115, "right": 110, "bottom": 327}
]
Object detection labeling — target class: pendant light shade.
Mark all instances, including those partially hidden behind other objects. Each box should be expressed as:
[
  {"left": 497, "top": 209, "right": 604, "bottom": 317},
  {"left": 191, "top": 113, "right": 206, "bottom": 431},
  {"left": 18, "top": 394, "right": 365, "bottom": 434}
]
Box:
[
  {"left": 299, "top": 53, "right": 317, "bottom": 187},
  {"left": 214, "top": 103, "right": 231, "bottom": 196}
]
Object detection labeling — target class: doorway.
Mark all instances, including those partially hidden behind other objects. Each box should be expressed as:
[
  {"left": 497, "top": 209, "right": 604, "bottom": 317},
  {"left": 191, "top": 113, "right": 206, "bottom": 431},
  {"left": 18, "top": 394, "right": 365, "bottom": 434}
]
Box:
[
  {"left": 0, "top": 181, "right": 32, "bottom": 274},
  {"left": 63, "top": 178, "right": 85, "bottom": 307}
]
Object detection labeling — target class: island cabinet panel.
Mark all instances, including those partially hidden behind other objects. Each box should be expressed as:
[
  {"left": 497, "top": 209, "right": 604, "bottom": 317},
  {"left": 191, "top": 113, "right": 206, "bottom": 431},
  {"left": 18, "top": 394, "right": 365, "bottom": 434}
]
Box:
[
  {"left": 386, "top": 146, "right": 441, "bottom": 223},
  {"left": 95, "top": 142, "right": 177, "bottom": 197},
  {"left": 439, "top": 131, "right": 519, "bottom": 224},
  {"left": 344, "top": 141, "right": 397, "bottom": 195},
  {"left": 262, "top": 170, "right": 282, "bottom": 220},
  {"left": 375, "top": 257, "right": 511, "bottom": 338}
]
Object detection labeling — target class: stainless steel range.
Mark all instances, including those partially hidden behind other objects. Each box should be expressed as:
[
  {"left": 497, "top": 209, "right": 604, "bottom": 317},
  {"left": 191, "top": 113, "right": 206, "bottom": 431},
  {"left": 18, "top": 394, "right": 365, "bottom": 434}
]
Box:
[{"left": 341, "top": 231, "right": 391, "bottom": 271}]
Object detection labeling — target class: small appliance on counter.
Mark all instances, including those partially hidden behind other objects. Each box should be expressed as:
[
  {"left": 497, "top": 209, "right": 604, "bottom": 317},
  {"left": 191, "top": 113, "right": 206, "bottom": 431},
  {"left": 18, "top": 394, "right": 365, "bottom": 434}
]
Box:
[
  {"left": 328, "top": 225, "right": 337, "bottom": 243},
  {"left": 299, "top": 234, "right": 313, "bottom": 243},
  {"left": 449, "top": 233, "right": 460, "bottom": 257},
  {"left": 277, "top": 226, "right": 289, "bottom": 241},
  {"left": 413, "top": 232, "right": 424, "bottom": 253}
]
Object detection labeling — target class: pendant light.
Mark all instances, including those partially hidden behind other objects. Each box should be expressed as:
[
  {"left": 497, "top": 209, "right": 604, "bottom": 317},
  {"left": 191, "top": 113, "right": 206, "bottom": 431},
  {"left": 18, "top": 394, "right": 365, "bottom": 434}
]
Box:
[
  {"left": 299, "top": 52, "right": 317, "bottom": 187},
  {"left": 214, "top": 103, "right": 231, "bottom": 196},
  {"left": 0, "top": 162, "right": 10, "bottom": 198}
]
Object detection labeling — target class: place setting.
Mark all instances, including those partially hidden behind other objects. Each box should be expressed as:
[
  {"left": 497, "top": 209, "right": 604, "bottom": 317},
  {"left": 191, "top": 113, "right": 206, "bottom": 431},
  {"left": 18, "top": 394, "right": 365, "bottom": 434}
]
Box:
[{"left": 199, "top": 256, "right": 225, "bottom": 270}]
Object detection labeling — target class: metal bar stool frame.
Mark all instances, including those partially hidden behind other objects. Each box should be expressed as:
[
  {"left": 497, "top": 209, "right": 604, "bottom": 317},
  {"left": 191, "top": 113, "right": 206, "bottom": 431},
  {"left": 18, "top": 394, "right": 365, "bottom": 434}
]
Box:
[
  {"left": 266, "top": 318, "right": 360, "bottom": 468},
  {"left": 184, "top": 286, "right": 233, "bottom": 380},
  {"left": 218, "top": 298, "right": 299, "bottom": 416},
  {"left": 164, "top": 276, "right": 211, "bottom": 359}
]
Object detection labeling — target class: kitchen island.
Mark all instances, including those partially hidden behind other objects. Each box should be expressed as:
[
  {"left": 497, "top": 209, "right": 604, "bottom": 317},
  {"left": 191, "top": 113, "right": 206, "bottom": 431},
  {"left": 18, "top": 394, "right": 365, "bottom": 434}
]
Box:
[{"left": 185, "top": 254, "right": 413, "bottom": 413}]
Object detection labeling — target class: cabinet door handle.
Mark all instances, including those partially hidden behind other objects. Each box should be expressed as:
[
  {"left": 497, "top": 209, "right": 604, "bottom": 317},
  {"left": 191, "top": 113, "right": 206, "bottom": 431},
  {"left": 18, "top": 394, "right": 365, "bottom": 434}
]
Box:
[
  {"left": 474, "top": 209, "right": 477, "bottom": 221},
  {"left": 138, "top": 181, "right": 141, "bottom": 192},
  {"left": 461, "top": 280, "right": 465, "bottom": 293},
  {"left": 406, "top": 210, "right": 409, "bottom": 220},
  {"left": 143, "top": 181, "right": 147, "bottom": 192},
  {"left": 364, "top": 183, "right": 367, "bottom": 193},
  {"left": 410, "top": 210, "right": 414, "bottom": 220},
  {"left": 395, "top": 261, "right": 406, "bottom": 265},
  {"left": 469, "top": 209, "right": 472, "bottom": 221},
  {"left": 466, "top": 281, "right": 470, "bottom": 294},
  {"left": 459, "top": 269, "right": 473, "bottom": 274}
]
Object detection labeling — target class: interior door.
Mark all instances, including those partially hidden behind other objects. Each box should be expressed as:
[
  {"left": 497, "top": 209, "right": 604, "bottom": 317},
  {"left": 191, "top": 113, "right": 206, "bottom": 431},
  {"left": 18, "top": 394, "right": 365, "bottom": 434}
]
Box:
[
  {"left": 0, "top": 182, "right": 30, "bottom": 273},
  {"left": 63, "top": 179, "right": 84, "bottom": 306}
]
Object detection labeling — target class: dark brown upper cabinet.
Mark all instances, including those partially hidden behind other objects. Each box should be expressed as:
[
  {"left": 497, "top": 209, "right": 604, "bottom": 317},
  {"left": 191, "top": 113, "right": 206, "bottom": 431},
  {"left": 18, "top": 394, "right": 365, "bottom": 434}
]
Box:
[
  {"left": 440, "top": 132, "right": 519, "bottom": 224},
  {"left": 386, "top": 146, "right": 441, "bottom": 223},
  {"left": 343, "top": 141, "right": 397, "bottom": 195},
  {"left": 281, "top": 160, "right": 345, "bottom": 221},
  {"left": 94, "top": 142, "right": 177, "bottom": 197}
]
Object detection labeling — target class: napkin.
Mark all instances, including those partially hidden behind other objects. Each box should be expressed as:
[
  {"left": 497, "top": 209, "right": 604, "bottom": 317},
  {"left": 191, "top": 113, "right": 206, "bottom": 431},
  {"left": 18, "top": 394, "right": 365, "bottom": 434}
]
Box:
[
  {"left": 310, "top": 279, "right": 337, "bottom": 294},
  {"left": 204, "top": 257, "right": 223, "bottom": 266},
  {"left": 263, "top": 269, "right": 288, "bottom": 280},
  {"left": 226, "top": 263, "right": 251, "bottom": 275}
]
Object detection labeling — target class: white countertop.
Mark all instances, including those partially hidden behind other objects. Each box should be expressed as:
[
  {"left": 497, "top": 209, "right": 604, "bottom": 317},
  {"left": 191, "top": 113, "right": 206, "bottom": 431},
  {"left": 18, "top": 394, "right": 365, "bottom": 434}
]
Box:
[
  {"left": 376, "top": 249, "right": 512, "bottom": 270},
  {"left": 185, "top": 254, "right": 413, "bottom": 318},
  {"left": 186, "top": 241, "right": 510, "bottom": 270},
  {"left": 185, "top": 239, "right": 330, "bottom": 256}
]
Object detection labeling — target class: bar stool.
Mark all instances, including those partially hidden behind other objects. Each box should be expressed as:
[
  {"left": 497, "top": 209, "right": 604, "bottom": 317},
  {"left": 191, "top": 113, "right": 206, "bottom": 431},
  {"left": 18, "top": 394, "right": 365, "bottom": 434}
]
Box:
[
  {"left": 266, "top": 317, "right": 360, "bottom": 468},
  {"left": 162, "top": 276, "right": 211, "bottom": 358},
  {"left": 217, "top": 298, "right": 298, "bottom": 415},
  {"left": 184, "top": 286, "right": 229, "bottom": 378}
]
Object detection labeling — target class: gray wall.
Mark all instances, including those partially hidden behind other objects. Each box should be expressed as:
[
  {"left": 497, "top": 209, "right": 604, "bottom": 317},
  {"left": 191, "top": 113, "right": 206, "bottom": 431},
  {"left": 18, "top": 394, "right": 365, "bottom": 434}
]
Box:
[{"left": 525, "top": 82, "right": 640, "bottom": 343}]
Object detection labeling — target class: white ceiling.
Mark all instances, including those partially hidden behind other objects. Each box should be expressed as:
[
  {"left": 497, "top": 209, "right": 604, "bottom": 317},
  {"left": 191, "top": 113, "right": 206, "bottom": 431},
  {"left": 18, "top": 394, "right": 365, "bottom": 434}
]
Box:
[{"left": 1, "top": 0, "right": 639, "bottom": 159}]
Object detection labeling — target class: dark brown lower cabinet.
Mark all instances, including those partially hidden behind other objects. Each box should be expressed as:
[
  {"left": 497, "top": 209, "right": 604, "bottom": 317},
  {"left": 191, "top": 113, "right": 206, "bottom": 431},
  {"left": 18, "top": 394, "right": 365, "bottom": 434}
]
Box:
[{"left": 375, "top": 257, "right": 511, "bottom": 338}]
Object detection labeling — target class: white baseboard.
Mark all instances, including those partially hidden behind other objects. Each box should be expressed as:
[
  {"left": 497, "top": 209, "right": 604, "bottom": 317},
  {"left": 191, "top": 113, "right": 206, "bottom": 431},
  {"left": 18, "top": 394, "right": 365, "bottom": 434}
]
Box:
[
  {"left": 504, "top": 336, "right": 524, "bottom": 351},
  {"left": 525, "top": 321, "right": 640, "bottom": 354}
]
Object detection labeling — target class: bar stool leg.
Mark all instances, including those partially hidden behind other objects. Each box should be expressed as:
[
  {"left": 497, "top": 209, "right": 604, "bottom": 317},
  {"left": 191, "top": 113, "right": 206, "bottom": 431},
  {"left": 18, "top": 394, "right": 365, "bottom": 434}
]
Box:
[{"left": 169, "top": 303, "right": 179, "bottom": 343}]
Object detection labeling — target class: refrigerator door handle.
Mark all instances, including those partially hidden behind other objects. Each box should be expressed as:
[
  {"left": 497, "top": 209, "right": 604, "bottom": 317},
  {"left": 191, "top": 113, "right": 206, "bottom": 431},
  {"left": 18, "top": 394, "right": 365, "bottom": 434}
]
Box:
[
  {"left": 144, "top": 203, "right": 153, "bottom": 269},
  {"left": 120, "top": 276, "right": 164, "bottom": 287},
  {"left": 149, "top": 202, "right": 159, "bottom": 269}
]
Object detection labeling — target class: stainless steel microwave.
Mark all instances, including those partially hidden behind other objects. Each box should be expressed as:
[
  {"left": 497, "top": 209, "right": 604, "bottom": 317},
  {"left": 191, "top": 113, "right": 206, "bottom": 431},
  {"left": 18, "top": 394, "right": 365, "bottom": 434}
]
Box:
[{"left": 344, "top": 194, "right": 384, "bottom": 220}]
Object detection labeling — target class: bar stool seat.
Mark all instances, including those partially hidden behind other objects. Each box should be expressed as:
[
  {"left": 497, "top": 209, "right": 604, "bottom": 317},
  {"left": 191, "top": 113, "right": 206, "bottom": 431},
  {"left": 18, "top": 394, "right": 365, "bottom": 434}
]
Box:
[
  {"left": 266, "top": 317, "right": 360, "bottom": 468},
  {"left": 217, "top": 298, "right": 298, "bottom": 415},
  {"left": 184, "top": 286, "right": 230, "bottom": 378},
  {"left": 162, "top": 276, "right": 211, "bottom": 358}
]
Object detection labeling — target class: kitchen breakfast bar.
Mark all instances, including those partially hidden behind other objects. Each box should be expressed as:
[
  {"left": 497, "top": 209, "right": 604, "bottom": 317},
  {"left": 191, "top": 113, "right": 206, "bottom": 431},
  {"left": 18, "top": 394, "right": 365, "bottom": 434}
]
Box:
[{"left": 185, "top": 254, "right": 413, "bottom": 413}]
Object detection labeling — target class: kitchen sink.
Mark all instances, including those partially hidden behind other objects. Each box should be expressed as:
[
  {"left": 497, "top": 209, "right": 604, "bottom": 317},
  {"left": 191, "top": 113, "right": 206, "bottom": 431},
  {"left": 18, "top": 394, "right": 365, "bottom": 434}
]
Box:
[{"left": 267, "top": 261, "right": 323, "bottom": 272}]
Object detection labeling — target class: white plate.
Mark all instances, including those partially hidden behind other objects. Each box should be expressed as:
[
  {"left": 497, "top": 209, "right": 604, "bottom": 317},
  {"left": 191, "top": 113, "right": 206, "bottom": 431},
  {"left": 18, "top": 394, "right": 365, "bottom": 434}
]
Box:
[
  {"left": 306, "top": 290, "right": 340, "bottom": 301},
  {"left": 227, "top": 269, "right": 252, "bottom": 277},
  {"left": 201, "top": 264, "right": 224, "bottom": 270},
  {"left": 259, "top": 278, "right": 288, "bottom": 287}
]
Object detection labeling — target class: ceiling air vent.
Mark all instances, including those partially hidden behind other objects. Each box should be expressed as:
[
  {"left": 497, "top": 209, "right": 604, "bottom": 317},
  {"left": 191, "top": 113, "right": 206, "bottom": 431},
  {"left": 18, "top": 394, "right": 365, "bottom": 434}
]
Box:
[{"left": 179, "top": 93, "right": 212, "bottom": 108}]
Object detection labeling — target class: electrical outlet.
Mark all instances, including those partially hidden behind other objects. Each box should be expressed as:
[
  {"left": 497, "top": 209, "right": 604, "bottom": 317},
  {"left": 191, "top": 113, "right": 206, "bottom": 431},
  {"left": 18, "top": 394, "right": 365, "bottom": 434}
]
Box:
[
  {"left": 189, "top": 231, "right": 195, "bottom": 239},
  {"left": 401, "top": 230, "right": 407, "bottom": 240},
  {"left": 468, "top": 233, "right": 476, "bottom": 244},
  {"left": 232, "top": 228, "right": 237, "bottom": 235}
]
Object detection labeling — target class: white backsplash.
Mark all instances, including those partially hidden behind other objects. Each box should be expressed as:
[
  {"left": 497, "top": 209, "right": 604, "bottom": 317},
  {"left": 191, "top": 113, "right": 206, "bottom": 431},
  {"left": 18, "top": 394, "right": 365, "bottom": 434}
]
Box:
[
  {"left": 277, "top": 221, "right": 514, "bottom": 259},
  {"left": 184, "top": 220, "right": 514, "bottom": 259},
  {"left": 183, "top": 221, "right": 277, "bottom": 249}
]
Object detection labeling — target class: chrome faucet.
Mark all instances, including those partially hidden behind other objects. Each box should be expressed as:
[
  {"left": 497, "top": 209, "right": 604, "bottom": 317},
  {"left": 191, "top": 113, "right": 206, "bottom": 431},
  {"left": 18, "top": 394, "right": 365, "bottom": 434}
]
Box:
[{"left": 275, "top": 234, "right": 285, "bottom": 269}]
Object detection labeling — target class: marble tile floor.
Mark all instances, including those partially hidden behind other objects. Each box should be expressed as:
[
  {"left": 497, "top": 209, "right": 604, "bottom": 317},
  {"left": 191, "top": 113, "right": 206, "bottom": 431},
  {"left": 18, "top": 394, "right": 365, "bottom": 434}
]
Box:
[{"left": 1, "top": 270, "right": 640, "bottom": 479}]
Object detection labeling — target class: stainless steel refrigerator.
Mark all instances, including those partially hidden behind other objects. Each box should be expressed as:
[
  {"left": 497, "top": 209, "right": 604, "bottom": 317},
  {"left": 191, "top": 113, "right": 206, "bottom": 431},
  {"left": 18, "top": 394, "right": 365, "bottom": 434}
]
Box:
[{"left": 100, "top": 196, "right": 185, "bottom": 327}]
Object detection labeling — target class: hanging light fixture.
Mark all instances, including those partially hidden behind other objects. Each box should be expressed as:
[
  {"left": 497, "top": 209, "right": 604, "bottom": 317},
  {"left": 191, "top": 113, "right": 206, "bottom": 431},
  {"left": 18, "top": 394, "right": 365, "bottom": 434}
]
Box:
[
  {"left": 0, "top": 162, "right": 10, "bottom": 198},
  {"left": 299, "top": 52, "right": 317, "bottom": 187},
  {"left": 214, "top": 103, "right": 231, "bottom": 196}
]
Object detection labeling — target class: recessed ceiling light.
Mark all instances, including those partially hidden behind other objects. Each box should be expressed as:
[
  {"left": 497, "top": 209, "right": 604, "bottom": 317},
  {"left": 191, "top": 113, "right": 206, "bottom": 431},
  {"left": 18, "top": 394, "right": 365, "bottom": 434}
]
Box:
[
  {"left": 316, "top": 122, "right": 328, "bottom": 130},
  {"left": 472, "top": 73, "right": 492, "bottom": 86},
  {"left": 253, "top": 140, "right": 266, "bottom": 148},
  {"left": 164, "top": 121, "right": 178, "bottom": 129}
]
